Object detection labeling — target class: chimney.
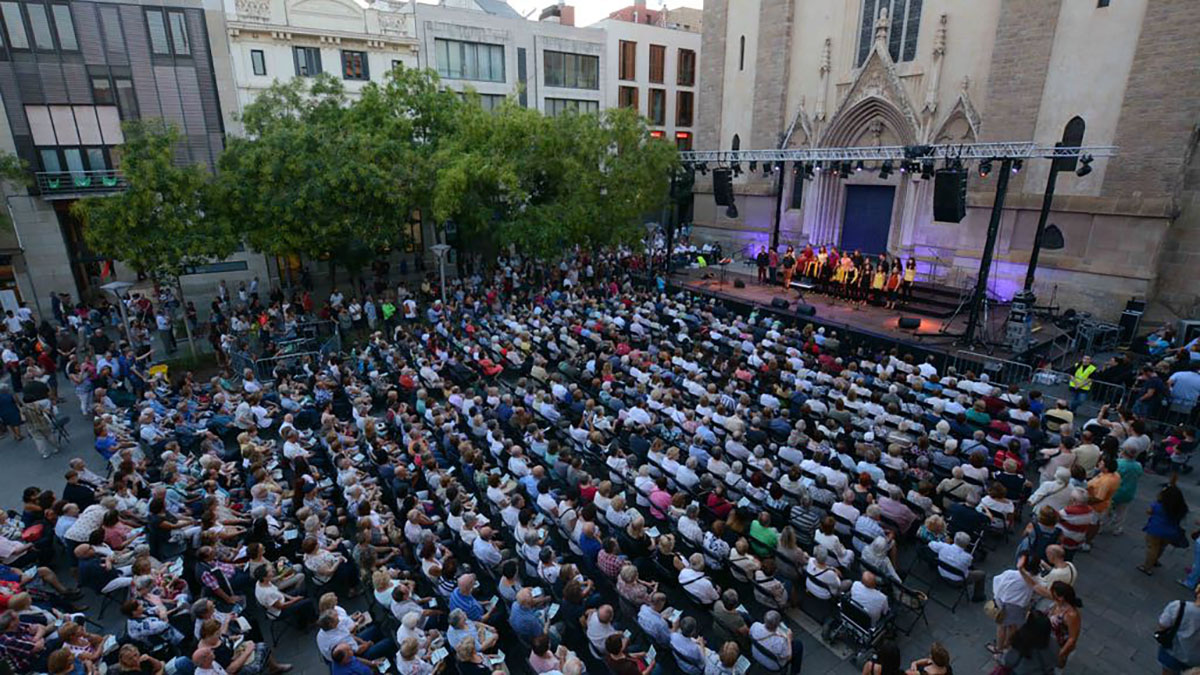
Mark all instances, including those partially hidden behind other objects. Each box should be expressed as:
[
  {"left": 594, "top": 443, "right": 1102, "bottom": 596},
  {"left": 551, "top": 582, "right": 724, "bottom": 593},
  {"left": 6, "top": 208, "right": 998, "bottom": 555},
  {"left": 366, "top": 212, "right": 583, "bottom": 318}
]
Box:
[{"left": 559, "top": 4, "right": 574, "bottom": 26}]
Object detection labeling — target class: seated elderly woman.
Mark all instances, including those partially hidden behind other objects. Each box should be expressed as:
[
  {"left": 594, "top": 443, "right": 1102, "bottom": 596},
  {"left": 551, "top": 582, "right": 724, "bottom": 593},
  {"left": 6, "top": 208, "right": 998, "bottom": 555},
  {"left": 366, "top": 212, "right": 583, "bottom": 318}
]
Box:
[{"left": 446, "top": 607, "right": 500, "bottom": 654}]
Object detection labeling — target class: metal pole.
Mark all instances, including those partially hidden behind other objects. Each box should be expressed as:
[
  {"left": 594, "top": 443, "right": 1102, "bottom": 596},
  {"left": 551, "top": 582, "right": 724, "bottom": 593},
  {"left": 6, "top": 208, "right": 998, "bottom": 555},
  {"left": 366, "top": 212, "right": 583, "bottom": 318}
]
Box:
[
  {"left": 1023, "top": 161, "right": 1059, "bottom": 293},
  {"left": 770, "top": 162, "right": 787, "bottom": 250},
  {"left": 963, "top": 158, "right": 1012, "bottom": 346}
]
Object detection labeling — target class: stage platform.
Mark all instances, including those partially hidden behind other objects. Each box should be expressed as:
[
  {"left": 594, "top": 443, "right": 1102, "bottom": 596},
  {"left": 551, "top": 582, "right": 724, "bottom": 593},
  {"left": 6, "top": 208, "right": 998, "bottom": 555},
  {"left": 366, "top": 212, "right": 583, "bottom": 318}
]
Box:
[{"left": 669, "top": 266, "right": 1069, "bottom": 364}]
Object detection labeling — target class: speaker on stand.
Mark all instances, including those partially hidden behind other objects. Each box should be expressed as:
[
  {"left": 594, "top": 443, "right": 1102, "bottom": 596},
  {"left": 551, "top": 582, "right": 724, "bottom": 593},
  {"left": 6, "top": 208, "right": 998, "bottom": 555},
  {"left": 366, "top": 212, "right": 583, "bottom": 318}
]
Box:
[{"left": 933, "top": 169, "right": 968, "bottom": 223}]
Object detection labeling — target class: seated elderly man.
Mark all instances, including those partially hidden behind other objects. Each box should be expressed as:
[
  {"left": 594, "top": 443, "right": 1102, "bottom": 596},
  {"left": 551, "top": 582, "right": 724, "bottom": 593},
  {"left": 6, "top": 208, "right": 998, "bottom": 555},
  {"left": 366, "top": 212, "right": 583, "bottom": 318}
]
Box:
[
  {"left": 748, "top": 610, "right": 803, "bottom": 674},
  {"left": 849, "top": 571, "right": 890, "bottom": 625},
  {"left": 678, "top": 553, "right": 721, "bottom": 607},
  {"left": 929, "top": 531, "right": 986, "bottom": 602}
]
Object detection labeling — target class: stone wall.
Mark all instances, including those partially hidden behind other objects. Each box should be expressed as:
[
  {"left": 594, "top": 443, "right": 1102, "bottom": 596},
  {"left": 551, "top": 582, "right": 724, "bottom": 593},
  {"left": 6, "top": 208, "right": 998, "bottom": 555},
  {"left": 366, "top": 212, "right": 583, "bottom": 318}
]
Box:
[
  {"left": 696, "top": 0, "right": 727, "bottom": 151},
  {"left": 749, "top": 0, "right": 793, "bottom": 150},
  {"left": 978, "top": 0, "right": 1063, "bottom": 194}
]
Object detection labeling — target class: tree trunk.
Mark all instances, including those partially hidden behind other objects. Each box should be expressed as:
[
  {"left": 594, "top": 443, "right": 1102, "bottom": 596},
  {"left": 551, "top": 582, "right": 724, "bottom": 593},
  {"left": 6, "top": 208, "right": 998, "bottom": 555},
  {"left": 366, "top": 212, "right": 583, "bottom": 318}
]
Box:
[
  {"left": 328, "top": 259, "right": 337, "bottom": 288},
  {"left": 175, "top": 277, "right": 198, "bottom": 359}
]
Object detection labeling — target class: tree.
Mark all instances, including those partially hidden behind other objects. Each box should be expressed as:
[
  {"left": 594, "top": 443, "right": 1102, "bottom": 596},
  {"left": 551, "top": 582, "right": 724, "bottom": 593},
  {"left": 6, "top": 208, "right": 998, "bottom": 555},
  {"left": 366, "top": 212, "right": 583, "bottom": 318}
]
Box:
[
  {"left": 0, "top": 152, "right": 28, "bottom": 231},
  {"left": 215, "top": 67, "right": 462, "bottom": 285},
  {"left": 72, "top": 119, "right": 237, "bottom": 356},
  {"left": 432, "top": 104, "right": 678, "bottom": 258}
]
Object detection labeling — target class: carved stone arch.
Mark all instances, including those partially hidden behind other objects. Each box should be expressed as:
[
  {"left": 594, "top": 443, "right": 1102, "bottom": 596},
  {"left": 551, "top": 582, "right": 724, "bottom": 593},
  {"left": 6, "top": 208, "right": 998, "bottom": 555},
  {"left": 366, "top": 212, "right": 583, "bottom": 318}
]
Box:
[
  {"left": 931, "top": 99, "right": 978, "bottom": 145},
  {"left": 822, "top": 95, "right": 918, "bottom": 148}
]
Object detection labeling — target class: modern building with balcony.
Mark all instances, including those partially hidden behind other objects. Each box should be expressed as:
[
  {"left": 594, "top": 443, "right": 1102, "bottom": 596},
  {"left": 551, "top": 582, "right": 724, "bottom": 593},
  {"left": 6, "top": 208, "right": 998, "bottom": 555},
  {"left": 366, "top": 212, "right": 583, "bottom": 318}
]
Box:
[{"left": 0, "top": 0, "right": 260, "bottom": 309}]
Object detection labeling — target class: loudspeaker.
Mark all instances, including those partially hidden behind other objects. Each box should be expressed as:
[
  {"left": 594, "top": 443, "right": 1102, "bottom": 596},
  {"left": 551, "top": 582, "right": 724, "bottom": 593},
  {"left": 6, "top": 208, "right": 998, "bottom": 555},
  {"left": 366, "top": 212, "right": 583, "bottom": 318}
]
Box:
[
  {"left": 713, "top": 169, "right": 734, "bottom": 206},
  {"left": 795, "top": 303, "right": 816, "bottom": 317},
  {"left": 734, "top": 279, "right": 745, "bottom": 288},
  {"left": 933, "top": 169, "right": 967, "bottom": 223},
  {"left": 770, "top": 297, "right": 790, "bottom": 309},
  {"left": 898, "top": 316, "right": 922, "bottom": 329}
]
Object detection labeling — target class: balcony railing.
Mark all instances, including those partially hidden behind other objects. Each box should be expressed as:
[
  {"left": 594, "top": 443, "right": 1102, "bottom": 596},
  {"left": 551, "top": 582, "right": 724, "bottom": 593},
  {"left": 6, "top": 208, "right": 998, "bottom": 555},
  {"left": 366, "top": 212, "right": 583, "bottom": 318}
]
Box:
[{"left": 35, "top": 170, "right": 126, "bottom": 198}]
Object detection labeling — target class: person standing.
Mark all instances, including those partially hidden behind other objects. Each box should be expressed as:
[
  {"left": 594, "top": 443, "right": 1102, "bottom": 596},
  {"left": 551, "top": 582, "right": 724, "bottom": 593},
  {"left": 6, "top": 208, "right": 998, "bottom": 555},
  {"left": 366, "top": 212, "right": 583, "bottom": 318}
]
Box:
[
  {"left": 1067, "top": 355, "right": 1097, "bottom": 412},
  {"left": 1108, "top": 444, "right": 1144, "bottom": 536},
  {"left": 781, "top": 247, "right": 796, "bottom": 291},
  {"left": 155, "top": 309, "right": 176, "bottom": 355},
  {"left": 756, "top": 248, "right": 769, "bottom": 284},
  {"left": 1047, "top": 582, "right": 1082, "bottom": 671},
  {"left": 1140, "top": 481, "right": 1189, "bottom": 576},
  {"left": 768, "top": 248, "right": 779, "bottom": 284},
  {"left": 1156, "top": 584, "right": 1200, "bottom": 675}
]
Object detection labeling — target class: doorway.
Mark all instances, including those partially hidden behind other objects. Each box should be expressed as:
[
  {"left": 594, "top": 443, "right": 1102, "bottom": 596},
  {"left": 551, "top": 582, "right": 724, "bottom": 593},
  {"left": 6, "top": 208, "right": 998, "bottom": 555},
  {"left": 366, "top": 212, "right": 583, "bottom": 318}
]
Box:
[{"left": 840, "top": 185, "right": 895, "bottom": 255}]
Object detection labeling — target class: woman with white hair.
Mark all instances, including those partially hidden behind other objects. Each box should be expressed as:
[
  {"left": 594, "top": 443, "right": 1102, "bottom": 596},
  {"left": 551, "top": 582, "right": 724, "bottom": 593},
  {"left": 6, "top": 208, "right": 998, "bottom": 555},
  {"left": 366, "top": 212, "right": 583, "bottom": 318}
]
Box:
[
  {"left": 862, "top": 536, "right": 903, "bottom": 584},
  {"left": 446, "top": 607, "right": 498, "bottom": 653}
]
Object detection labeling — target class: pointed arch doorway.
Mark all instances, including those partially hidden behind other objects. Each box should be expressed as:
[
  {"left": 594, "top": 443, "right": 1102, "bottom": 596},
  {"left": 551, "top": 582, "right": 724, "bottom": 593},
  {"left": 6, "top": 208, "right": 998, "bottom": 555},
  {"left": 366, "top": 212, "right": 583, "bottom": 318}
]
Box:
[{"left": 840, "top": 184, "right": 895, "bottom": 255}]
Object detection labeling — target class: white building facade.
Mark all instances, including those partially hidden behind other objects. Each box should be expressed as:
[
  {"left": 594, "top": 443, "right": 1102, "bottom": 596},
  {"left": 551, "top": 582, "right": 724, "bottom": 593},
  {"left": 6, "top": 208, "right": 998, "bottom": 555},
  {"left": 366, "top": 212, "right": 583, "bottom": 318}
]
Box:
[
  {"left": 222, "top": 0, "right": 420, "bottom": 132},
  {"left": 593, "top": 18, "right": 699, "bottom": 149},
  {"left": 413, "top": 0, "right": 606, "bottom": 116}
]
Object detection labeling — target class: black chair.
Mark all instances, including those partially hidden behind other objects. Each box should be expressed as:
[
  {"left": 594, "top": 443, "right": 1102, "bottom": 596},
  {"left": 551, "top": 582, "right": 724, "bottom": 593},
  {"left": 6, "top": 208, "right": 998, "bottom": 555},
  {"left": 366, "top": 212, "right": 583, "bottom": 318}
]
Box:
[{"left": 828, "top": 597, "right": 893, "bottom": 666}]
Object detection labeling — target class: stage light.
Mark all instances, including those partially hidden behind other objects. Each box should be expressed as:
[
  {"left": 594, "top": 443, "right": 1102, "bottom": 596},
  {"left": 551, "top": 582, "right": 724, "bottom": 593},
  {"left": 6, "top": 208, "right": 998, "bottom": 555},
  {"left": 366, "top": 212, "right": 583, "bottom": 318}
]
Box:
[
  {"left": 813, "top": 161, "right": 822, "bottom": 172},
  {"left": 803, "top": 163, "right": 814, "bottom": 179},
  {"left": 920, "top": 159, "right": 934, "bottom": 180},
  {"left": 1011, "top": 159, "right": 1023, "bottom": 173},
  {"left": 732, "top": 165, "right": 741, "bottom": 177},
  {"left": 855, "top": 161, "right": 865, "bottom": 173},
  {"left": 749, "top": 160, "right": 758, "bottom": 172},
  {"left": 898, "top": 161, "right": 908, "bottom": 174},
  {"left": 1076, "top": 154, "right": 1093, "bottom": 177},
  {"left": 726, "top": 204, "right": 739, "bottom": 218},
  {"left": 979, "top": 158, "right": 993, "bottom": 178},
  {"left": 763, "top": 162, "right": 772, "bottom": 177},
  {"left": 879, "top": 160, "right": 893, "bottom": 179},
  {"left": 698, "top": 163, "right": 708, "bottom": 175}
]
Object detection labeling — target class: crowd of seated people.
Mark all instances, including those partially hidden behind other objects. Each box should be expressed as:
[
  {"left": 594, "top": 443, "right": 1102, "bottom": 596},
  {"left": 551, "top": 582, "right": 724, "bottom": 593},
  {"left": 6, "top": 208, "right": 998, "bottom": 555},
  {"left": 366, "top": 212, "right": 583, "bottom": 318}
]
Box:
[{"left": 0, "top": 247, "right": 1176, "bottom": 675}]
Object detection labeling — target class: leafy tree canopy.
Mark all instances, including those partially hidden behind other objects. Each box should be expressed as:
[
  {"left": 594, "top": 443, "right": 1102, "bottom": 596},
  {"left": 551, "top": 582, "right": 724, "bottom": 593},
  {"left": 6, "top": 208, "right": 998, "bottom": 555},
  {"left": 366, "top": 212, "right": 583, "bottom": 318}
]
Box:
[{"left": 71, "top": 119, "right": 237, "bottom": 279}]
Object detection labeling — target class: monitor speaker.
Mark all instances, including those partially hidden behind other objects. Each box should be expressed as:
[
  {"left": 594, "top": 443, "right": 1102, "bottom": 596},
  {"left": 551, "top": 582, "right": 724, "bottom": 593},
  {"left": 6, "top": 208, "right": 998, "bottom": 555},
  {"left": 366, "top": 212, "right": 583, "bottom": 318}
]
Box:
[
  {"left": 898, "top": 316, "right": 922, "bottom": 330},
  {"left": 734, "top": 279, "right": 745, "bottom": 288},
  {"left": 713, "top": 169, "right": 734, "bottom": 206},
  {"left": 933, "top": 169, "right": 967, "bottom": 223},
  {"left": 795, "top": 303, "right": 816, "bottom": 317},
  {"left": 770, "top": 297, "right": 790, "bottom": 309}
]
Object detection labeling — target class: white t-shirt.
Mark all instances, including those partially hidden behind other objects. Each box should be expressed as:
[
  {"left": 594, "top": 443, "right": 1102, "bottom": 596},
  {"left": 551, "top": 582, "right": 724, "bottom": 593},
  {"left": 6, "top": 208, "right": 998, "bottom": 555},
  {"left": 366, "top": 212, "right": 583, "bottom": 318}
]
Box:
[{"left": 256, "top": 582, "right": 285, "bottom": 617}]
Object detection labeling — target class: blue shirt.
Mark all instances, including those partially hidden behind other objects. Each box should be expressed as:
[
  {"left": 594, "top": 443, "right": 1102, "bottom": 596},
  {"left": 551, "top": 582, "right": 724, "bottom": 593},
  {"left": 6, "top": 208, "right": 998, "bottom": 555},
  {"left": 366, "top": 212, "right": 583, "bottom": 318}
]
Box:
[
  {"left": 332, "top": 657, "right": 374, "bottom": 675},
  {"left": 509, "top": 602, "right": 544, "bottom": 640},
  {"left": 449, "top": 588, "right": 484, "bottom": 621}
]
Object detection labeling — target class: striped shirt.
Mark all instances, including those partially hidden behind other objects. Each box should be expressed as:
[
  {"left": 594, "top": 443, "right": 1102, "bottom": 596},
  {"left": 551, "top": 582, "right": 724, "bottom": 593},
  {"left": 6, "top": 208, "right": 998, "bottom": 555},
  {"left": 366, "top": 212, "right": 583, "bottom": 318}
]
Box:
[{"left": 1057, "top": 504, "right": 1096, "bottom": 550}]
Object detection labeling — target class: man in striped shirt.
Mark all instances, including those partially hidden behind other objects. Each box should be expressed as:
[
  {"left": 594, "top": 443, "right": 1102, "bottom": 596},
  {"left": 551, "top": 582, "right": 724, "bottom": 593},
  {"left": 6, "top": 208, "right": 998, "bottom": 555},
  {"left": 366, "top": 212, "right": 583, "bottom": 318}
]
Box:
[{"left": 1058, "top": 489, "right": 1097, "bottom": 553}]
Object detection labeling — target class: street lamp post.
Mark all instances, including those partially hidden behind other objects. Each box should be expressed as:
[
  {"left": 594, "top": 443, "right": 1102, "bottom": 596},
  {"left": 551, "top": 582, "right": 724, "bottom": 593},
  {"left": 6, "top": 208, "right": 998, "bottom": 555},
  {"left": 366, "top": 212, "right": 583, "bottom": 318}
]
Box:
[
  {"left": 430, "top": 244, "right": 451, "bottom": 307},
  {"left": 100, "top": 280, "right": 135, "bottom": 343}
]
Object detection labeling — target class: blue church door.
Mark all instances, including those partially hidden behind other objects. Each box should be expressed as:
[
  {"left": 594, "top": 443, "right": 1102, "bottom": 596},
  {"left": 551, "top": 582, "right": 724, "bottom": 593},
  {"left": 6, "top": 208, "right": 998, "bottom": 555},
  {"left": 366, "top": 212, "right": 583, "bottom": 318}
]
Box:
[{"left": 840, "top": 185, "right": 895, "bottom": 255}]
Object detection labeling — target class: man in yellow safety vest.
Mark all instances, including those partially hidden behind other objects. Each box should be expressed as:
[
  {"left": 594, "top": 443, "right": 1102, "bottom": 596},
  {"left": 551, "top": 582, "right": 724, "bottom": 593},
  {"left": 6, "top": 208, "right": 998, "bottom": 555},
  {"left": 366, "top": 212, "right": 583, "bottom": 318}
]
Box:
[{"left": 1068, "top": 355, "right": 1097, "bottom": 412}]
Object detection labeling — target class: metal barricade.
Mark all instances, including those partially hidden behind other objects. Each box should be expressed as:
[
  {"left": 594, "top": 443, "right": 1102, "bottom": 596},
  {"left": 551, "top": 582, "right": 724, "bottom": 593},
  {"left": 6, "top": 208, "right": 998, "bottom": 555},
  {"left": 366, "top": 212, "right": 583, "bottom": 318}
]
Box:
[
  {"left": 950, "top": 350, "right": 1033, "bottom": 387},
  {"left": 1027, "top": 368, "right": 1126, "bottom": 409}
]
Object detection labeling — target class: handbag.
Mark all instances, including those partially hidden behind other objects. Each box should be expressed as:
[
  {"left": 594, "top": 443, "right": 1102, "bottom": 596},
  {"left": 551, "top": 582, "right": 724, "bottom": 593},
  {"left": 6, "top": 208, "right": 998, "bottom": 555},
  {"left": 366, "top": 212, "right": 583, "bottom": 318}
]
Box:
[
  {"left": 984, "top": 599, "right": 1005, "bottom": 622},
  {"left": 20, "top": 523, "right": 43, "bottom": 542},
  {"left": 1157, "top": 599, "right": 1187, "bottom": 647}
]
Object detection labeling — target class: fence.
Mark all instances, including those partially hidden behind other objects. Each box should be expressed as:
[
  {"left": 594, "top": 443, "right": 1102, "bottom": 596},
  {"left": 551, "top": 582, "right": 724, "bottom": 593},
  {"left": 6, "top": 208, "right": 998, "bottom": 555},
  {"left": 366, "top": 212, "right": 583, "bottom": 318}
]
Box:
[
  {"left": 948, "top": 351, "right": 1033, "bottom": 387},
  {"left": 1029, "top": 368, "right": 1127, "bottom": 412},
  {"left": 226, "top": 321, "right": 343, "bottom": 384}
]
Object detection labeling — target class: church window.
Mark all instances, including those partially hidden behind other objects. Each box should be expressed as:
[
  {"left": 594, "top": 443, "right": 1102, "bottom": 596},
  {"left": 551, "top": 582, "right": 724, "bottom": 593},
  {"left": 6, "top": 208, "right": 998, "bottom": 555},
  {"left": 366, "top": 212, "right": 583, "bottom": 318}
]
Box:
[{"left": 856, "top": 0, "right": 923, "bottom": 67}]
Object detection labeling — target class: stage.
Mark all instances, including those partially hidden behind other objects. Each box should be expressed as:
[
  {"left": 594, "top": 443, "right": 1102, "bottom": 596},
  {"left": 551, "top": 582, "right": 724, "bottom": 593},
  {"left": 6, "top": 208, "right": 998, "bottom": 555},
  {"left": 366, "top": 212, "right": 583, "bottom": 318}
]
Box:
[{"left": 668, "top": 266, "right": 1070, "bottom": 364}]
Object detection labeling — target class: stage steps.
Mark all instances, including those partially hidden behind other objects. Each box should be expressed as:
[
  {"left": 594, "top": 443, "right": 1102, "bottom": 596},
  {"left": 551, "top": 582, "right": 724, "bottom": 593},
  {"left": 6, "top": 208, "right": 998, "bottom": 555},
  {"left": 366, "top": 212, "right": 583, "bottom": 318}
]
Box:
[{"left": 791, "top": 277, "right": 980, "bottom": 319}]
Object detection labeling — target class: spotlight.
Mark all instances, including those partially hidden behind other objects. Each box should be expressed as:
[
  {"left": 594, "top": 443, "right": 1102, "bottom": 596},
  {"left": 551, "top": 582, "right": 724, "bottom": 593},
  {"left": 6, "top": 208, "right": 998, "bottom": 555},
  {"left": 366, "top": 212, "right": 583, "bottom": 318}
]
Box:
[
  {"left": 855, "top": 161, "right": 865, "bottom": 173},
  {"left": 749, "top": 160, "right": 758, "bottom": 172},
  {"left": 732, "top": 164, "right": 742, "bottom": 177},
  {"left": 898, "top": 161, "right": 908, "bottom": 174},
  {"left": 920, "top": 159, "right": 934, "bottom": 180},
  {"left": 879, "top": 160, "right": 893, "bottom": 179},
  {"left": 725, "top": 204, "right": 739, "bottom": 218},
  {"left": 841, "top": 161, "right": 853, "bottom": 175},
  {"left": 803, "top": 163, "right": 814, "bottom": 179},
  {"left": 763, "top": 162, "right": 772, "bottom": 177},
  {"left": 1011, "top": 159, "right": 1023, "bottom": 174},
  {"left": 698, "top": 163, "right": 708, "bottom": 176},
  {"left": 813, "top": 161, "right": 822, "bottom": 173},
  {"left": 978, "top": 158, "right": 993, "bottom": 178},
  {"left": 1075, "top": 154, "right": 1093, "bottom": 177}
]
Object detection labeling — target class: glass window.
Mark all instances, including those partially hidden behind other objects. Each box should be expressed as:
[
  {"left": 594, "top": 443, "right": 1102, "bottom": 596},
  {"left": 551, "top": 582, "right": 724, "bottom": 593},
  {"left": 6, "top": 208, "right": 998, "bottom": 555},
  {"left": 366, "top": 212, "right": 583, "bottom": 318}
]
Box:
[
  {"left": 168, "top": 12, "right": 189, "bottom": 55},
  {"left": 543, "top": 50, "right": 598, "bottom": 90},
  {"left": 86, "top": 148, "right": 107, "bottom": 171},
  {"left": 791, "top": 167, "right": 804, "bottom": 209},
  {"left": 52, "top": 4, "right": 75, "bottom": 51},
  {"left": 1, "top": 3, "right": 29, "bottom": 50},
  {"left": 618, "top": 86, "right": 638, "bottom": 112},
  {"left": 115, "top": 78, "right": 138, "bottom": 119},
  {"left": 676, "top": 91, "right": 693, "bottom": 127},
  {"left": 294, "top": 46, "right": 322, "bottom": 77},
  {"left": 64, "top": 148, "right": 84, "bottom": 176},
  {"left": 39, "top": 149, "right": 60, "bottom": 173},
  {"left": 545, "top": 98, "right": 599, "bottom": 117},
  {"left": 92, "top": 77, "right": 115, "bottom": 105},
  {"left": 648, "top": 89, "right": 665, "bottom": 125},
  {"left": 857, "top": 0, "right": 921, "bottom": 66},
  {"left": 251, "top": 49, "right": 266, "bottom": 76},
  {"left": 618, "top": 40, "right": 636, "bottom": 80},
  {"left": 649, "top": 44, "right": 665, "bottom": 84},
  {"left": 675, "top": 132, "right": 692, "bottom": 151},
  {"left": 677, "top": 49, "right": 696, "bottom": 86},
  {"left": 435, "top": 39, "right": 504, "bottom": 82},
  {"left": 146, "top": 9, "right": 169, "bottom": 55},
  {"left": 342, "top": 50, "right": 368, "bottom": 80},
  {"left": 26, "top": 3, "right": 54, "bottom": 50}
]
